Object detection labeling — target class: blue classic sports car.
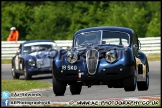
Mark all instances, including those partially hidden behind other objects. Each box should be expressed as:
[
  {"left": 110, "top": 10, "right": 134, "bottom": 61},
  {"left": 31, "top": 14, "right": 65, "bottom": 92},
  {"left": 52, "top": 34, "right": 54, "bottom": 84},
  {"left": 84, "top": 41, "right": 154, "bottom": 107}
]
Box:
[
  {"left": 11, "top": 40, "right": 58, "bottom": 80},
  {"left": 50, "top": 26, "right": 149, "bottom": 96}
]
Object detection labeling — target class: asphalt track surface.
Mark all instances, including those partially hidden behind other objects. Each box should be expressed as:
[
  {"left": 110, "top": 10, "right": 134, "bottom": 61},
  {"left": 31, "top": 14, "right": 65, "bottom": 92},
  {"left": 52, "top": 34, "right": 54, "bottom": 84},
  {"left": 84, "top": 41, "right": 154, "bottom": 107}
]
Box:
[{"left": 1, "top": 61, "right": 161, "bottom": 102}]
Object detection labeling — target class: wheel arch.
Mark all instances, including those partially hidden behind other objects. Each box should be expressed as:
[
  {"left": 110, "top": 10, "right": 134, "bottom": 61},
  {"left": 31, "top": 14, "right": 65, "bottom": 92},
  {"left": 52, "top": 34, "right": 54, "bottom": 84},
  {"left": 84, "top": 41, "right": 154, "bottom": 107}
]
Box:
[
  {"left": 11, "top": 56, "right": 16, "bottom": 68},
  {"left": 138, "top": 52, "right": 148, "bottom": 65}
]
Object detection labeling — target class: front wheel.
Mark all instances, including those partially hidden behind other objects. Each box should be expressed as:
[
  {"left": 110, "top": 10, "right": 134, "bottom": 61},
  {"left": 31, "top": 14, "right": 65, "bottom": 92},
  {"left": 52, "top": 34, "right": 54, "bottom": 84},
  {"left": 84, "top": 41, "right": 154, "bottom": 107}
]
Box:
[
  {"left": 137, "top": 61, "right": 149, "bottom": 91},
  {"left": 123, "top": 71, "right": 136, "bottom": 91},
  {"left": 52, "top": 75, "right": 66, "bottom": 96},
  {"left": 70, "top": 84, "right": 82, "bottom": 95},
  {"left": 24, "top": 65, "right": 32, "bottom": 80},
  {"left": 12, "top": 65, "right": 19, "bottom": 79}
]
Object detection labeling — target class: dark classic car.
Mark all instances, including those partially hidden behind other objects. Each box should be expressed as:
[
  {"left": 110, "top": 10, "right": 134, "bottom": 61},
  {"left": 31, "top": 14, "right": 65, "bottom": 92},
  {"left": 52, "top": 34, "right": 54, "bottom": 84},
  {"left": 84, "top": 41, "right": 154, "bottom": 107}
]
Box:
[
  {"left": 11, "top": 40, "right": 58, "bottom": 80},
  {"left": 50, "top": 26, "right": 149, "bottom": 96}
]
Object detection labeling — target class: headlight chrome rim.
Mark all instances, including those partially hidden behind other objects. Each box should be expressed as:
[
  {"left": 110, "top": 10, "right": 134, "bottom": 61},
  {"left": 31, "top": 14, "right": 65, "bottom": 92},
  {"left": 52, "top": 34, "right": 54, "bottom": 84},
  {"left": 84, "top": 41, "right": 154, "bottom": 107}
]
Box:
[
  {"left": 48, "top": 50, "right": 56, "bottom": 58},
  {"left": 66, "top": 52, "right": 78, "bottom": 64},
  {"left": 29, "top": 59, "right": 35, "bottom": 66},
  {"left": 105, "top": 50, "right": 118, "bottom": 63}
]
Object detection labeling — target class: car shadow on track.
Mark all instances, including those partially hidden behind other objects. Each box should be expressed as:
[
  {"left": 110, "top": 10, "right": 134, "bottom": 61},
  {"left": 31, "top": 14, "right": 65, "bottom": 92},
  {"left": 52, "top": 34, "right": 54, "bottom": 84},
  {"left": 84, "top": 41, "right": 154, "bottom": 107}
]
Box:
[{"left": 20, "top": 75, "right": 52, "bottom": 80}]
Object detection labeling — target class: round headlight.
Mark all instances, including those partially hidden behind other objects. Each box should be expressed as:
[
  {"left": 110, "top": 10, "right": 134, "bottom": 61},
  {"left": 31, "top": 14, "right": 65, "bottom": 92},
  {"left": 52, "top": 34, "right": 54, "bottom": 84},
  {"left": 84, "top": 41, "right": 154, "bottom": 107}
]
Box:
[
  {"left": 37, "top": 51, "right": 46, "bottom": 58},
  {"left": 29, "top": 59, "right": 35, "bottom": 66},
  {"left": 66, "top": 52, "right": 78, "bottom": 64},
  {"left": 48, "top": 50, "right": 56, "bottom": 58},
  {"left": 105, "top": 50, "right": 117, "bottom": 63}
]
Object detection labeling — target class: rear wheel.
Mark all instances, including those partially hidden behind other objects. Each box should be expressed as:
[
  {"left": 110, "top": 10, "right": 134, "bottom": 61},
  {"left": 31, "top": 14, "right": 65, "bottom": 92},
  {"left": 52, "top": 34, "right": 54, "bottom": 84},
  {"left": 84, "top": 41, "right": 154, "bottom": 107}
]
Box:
[
  {"left": 24, "top": 65, "right": 32, "bottom": 80},
  {"left": 137, "top": 61, "right": 149, "bottom": 91},
  {"left": 107, "top": 84, "right": 113, "bottom": 88},
  {"left": 52, "top": 75, "right": 66, "bottom": 96},
  {"left": 123, "top": 71, "right": 136, "bottom": 91},
  {"left": 70, "top": 84, "right": 82, "bottom": 95},
  {"left": 12, "top": 65, "right": 20, "bottom": 79}
]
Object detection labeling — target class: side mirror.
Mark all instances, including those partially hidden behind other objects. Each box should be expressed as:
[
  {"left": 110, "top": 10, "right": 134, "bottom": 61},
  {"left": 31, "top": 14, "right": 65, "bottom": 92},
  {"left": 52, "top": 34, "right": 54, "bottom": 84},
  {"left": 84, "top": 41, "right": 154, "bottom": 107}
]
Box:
[
  {"left": 133, "top": 44, "right": 138, "bottom": 50},
  {"left": 138, "top": 40, "right": 141, "bottom": 50},
  {"left": 16, "top": 50, "right": 20, "bottom": 55},
  {"left": 66, "top": 46, "right": 71, "bottom": 51}
]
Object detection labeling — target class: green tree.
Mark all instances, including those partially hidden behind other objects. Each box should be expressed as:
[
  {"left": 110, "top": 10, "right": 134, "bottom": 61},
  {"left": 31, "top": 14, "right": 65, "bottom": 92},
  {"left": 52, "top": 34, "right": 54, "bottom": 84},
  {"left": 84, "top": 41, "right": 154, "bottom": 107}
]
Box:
[{"left": 1, "top": 1, "right": 160, "bottom": 41}]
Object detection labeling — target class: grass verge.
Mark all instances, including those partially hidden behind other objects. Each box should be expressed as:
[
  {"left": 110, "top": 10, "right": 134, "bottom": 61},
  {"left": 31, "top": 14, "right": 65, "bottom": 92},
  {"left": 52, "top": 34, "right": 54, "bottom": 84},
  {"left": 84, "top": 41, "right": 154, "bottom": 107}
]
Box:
[
  {"left": 1, "top": 53, "right": 160, "bottom": 64},
  {"left": 147, "top": 53, "right": 161, "bottom": 61},
  {"left": 2, "top": 79, "right": 52, "bottom": 92},
  {"left": 2, "top": 59, "right": 11, "bottom": 64}
]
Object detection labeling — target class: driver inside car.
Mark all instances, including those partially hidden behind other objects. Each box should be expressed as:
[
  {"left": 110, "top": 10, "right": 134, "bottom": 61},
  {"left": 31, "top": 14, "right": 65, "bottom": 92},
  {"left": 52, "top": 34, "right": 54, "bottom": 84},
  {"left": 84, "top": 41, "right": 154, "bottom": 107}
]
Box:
[
  {"left": 85, "top": 33, "right": 101, "bottom": 45},
  {"left": 24, "top": 46, "right": 31, "bottom": 54},
  {"left": 77, "top": 34, "right": 100, "bottom": 46}
]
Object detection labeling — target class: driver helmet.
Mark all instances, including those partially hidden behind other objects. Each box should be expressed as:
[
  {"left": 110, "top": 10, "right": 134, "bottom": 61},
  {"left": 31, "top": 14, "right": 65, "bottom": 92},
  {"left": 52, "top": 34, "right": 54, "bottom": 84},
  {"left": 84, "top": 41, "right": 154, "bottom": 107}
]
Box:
[
  {"left": 24, "top": 46, "right": 31, "bottom": 53},
  {"left": 31, "top": 46, "right": 39, "bottom": 52}
]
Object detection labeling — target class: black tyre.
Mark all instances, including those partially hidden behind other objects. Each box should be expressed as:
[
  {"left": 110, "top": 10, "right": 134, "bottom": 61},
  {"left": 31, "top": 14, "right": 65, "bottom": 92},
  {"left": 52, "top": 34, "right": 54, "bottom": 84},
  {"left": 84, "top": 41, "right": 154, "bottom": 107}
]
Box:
[
  {"left": 123, "top": 71, "right": 136, "bottom": 91},
  {"left": 12, "top": 65, "right": 20, "bottom": 79},
  {"left": 137, "top": 61, "right": 149, "bottom": 91},
  {"left": 70, "top": 84, "right": 82, "bottom": 95},
  {"left": 52, "top": 75, "right": 66, "bottom": 96},
  {"left": 107, "top": 84, "right": 113, "bottom": 88},
  {"left": 24, "top": 65, "right": 32, "bottom": 80}
]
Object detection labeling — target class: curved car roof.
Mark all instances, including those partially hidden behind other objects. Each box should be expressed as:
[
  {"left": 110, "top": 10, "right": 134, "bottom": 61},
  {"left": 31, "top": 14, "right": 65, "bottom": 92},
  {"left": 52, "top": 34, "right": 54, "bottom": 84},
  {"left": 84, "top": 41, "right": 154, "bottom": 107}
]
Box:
[
  {"left": 22, "top": 40, "right": 55, "bottom": 45},
  {"left": 74, "top": 26, "right": 135, "bottom": 37}
]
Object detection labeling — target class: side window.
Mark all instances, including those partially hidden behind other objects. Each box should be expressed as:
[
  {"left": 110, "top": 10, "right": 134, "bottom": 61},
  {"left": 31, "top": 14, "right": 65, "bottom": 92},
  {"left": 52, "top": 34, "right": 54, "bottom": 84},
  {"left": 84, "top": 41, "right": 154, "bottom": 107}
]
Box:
[
  {"left": 132, "top": 33, "right": 140, "bottom": 51},
  {"left": 135, "top": 34, "right": 139, "bottom": 47},
  {"left": 133, "top": 34, "right": 138, "bottom": 45},
  {"left": 132, "top": 34, "right": 136, "bottom": 46},
  {"left": 18, "top": 44, "right": 22, "bottom": 54}
]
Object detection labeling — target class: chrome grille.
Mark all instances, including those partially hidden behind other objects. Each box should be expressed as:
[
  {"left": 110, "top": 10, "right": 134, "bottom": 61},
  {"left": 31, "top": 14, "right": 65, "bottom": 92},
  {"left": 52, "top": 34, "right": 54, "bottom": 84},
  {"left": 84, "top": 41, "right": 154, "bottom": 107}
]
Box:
[
  {"left": 36, "top": 58, "right": 51, "bottom": 68},
  {"left": 86, "top": 49, "right": 99, "bottom": 75}
]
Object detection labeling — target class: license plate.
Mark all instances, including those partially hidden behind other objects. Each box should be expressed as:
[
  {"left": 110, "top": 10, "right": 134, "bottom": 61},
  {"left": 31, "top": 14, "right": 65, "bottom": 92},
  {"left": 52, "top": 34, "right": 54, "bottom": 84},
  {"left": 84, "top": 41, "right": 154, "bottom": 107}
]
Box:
[{"left": 62, "top": 65, "right": 77, "bottom": 70}]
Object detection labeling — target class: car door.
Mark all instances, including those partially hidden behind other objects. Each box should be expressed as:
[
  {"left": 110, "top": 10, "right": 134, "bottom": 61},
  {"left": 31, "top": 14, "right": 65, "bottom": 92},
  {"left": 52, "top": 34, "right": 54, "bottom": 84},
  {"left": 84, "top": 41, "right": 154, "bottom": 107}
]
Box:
[
  {"left": 18, "top": 51, "right": 23, "bottom": 71},
  {"left": 14, "top": 44, "right": 23, "bottom": 72},
  {"left": 15, "top": 54, "right": 19, "bottom": 70},
  {"left": 132, "top": 33, "right": 141, "bottom": 69}
]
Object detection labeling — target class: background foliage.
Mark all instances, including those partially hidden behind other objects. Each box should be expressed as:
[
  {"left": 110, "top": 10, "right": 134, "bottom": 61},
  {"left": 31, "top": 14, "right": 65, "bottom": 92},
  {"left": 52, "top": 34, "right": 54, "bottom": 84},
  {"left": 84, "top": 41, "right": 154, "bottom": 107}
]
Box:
[{"left": 1, "top": 1, "right": 161, "bottom": 41}]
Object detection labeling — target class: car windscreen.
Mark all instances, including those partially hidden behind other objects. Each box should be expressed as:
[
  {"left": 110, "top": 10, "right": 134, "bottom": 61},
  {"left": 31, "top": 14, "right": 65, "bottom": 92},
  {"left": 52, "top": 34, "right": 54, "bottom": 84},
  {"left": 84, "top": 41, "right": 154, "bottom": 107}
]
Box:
[
  {"left": 102, "top": 31, "right": 130, "bottom": 46},
  {"left": 74, "top": 31, "right": 102, "bottom": 47},
  {"left": 23, "top": 42, "right": 55, "bottom": 54}
]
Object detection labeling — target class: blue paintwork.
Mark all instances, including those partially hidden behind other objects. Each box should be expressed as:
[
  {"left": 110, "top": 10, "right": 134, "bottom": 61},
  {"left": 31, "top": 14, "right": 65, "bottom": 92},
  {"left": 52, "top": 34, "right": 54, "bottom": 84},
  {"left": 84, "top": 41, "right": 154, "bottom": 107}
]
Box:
[
  {"left": 53, "top": 46, "right": 135, "bottom": 81},
  {"left": 12, "top": 40, "right": 55, "bottom": 75},
  {"left": 52, "top": 26, "right": 148, "bottom": 85}
]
